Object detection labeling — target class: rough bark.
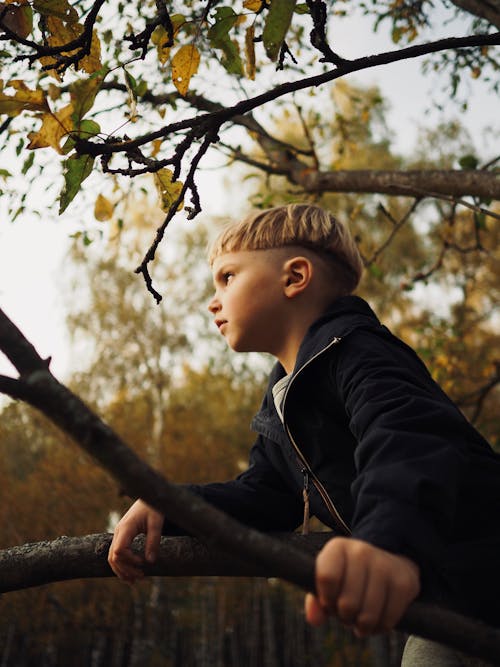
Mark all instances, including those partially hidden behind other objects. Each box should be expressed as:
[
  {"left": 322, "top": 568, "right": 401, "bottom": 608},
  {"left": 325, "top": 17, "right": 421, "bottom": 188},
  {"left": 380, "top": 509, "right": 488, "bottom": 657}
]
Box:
[
  {"left": 0, "top": 533, "right": 331, "bottom": 594},
  {"left": 288, "top": 168, "right": 500, "bottom": 199}
]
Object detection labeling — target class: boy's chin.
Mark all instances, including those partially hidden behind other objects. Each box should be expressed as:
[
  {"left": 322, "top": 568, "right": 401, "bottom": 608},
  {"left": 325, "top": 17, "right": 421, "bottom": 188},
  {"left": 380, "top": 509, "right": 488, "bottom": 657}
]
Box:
[{"left": 228, "top": 338, "right": 261, "bottom": 354}]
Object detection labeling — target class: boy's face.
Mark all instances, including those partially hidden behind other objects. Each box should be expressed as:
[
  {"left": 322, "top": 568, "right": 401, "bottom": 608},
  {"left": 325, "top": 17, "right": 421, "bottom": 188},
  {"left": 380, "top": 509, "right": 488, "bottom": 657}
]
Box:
[{"left": 209, "top": 249, "right": 287, "bottom": 355}]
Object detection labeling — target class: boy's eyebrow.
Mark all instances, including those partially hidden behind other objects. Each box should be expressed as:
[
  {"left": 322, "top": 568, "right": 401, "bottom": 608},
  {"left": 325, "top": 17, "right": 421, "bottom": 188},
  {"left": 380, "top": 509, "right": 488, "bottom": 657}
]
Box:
[{"left": 213, "top": 261, "right": 236, "bottom": 283}]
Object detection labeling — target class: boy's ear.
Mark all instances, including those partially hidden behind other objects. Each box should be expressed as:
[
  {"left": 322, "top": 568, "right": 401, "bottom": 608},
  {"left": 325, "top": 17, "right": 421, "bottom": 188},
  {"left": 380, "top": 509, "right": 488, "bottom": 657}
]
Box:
[{"left": 282, "top": 256, "right": 313, "bottom": 298}]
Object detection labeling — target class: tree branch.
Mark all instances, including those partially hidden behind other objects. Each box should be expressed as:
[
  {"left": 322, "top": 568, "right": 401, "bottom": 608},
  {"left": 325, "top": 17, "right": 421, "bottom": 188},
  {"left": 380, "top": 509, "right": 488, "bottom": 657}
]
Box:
[
  {"left": 0, "top": 533, "right": 332, "bottom": 594},
  {"left": 1, "top": 308, "right": 500, "bottom": 662},
  {"left": 75, "top": 32, "right": 500, "bottom": 159}
]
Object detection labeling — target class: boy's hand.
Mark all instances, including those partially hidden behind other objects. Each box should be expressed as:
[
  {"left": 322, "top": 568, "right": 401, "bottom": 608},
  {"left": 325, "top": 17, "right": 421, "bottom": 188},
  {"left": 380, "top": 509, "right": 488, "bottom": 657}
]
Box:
[
  {"left": 305, "top": 537, "right": 420, "bottom": 637},
  {"left": 108, "top": 499, "right": 164, "bottom": 584}
]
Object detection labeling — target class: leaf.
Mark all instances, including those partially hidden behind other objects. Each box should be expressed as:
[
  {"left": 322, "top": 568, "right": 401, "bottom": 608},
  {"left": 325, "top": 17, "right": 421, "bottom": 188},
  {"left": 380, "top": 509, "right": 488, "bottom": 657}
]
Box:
[
  {"left": 21, "top": 150, "right": 34, "bottom": 174},
  {"left": 153, "top": 168, "right": 184, "bottom": 212},
  {"left": 123, "top": 68, "right": 139, "bottom": 121},
  {"left": 61, "top": 118, "right": 100, "bottom": 154},
  {"left": 69, "top": 74, "right": 102, "bottom": 123},
  {"left": 262, "top": 0, "right": 296, "bottom": 62},
  {"left": 0, "top": 2, "right": 33, "bottom": 38},
  {"left": 0, "top": 79, "right": 48, "bottom": 116},
  {"left": 59, "top": 153, "right": 94, "bottom": 214},
  {"left": 208, "top": 7, "right": 243, "bottom": 75},
  {"left": 458, "top": 154, "right": 479, "bottom": 170},
  {"left": 41, "top": 17, "right": 102, "bottom": 76},
  {"left": 94, "top": 193, "right": 114, "bottom": 221},
  {"left": 294, "top": 3, "right": 309, "bottom": 13},
  {"left": 152, "top": 15, "right": 184, "bottom": 64},
  {"left": 171, "top": 44, "right": 200, "bottom": 96},
  {"left": 391, "top": 26, "right": 402, "bottom": 43},
  {"left": 244, "top": 24, "right": 256, "bottom": 80},
  {"left": 27, "top": 102, "right": 74, "bottom": 153},
  {"left": 0, "top": 168, "right": 11, "bottom": 178},
  {"left": 242, "top": 0, "right": 262, "bottom": 10},
  {"left": 32, "top": 0, "right": 78, "bottom": 22}
]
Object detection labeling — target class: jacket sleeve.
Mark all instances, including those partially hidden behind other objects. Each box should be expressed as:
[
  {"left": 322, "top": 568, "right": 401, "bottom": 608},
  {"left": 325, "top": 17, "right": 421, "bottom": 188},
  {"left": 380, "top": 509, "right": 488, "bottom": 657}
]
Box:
[
  {"left": 335, "top": 328, "right": 470, "bottom": 568},
  {"left": 163, "top": 434, "right": 304, "bottom": 535}
]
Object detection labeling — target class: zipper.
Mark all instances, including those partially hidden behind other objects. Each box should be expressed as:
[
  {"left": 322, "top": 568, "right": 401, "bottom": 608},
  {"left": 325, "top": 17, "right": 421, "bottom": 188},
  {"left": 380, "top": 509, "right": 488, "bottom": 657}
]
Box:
[{"left": 283, "top": 336, "right": 351, "bottom": 536}]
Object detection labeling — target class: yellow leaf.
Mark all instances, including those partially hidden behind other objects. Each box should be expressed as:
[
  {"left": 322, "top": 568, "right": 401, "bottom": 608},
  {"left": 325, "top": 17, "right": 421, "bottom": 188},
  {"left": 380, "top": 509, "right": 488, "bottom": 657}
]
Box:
[
  {"left": 245, "top": 25, "right": 256, "bottom": 80},
  {"left": 243, "top": 0, "right": 262, "bottom": 10},
  {"left": 151, "top": 138, "right": 163, "bottom": 157},
  {"left": 171, "top": 44, "right": 200, "bottom": 97},
  {"left": 153, "top": 168, "right": 184, "bottom": 212},
  {"left": 0, "top": 80, "right": 48, "bottom": 116},
  {"left": 80, "top": 28, "right": 101, "bottom": 74},
  {"left": 94, "top": 193, "right": 114, "bottom": 221},
  {"left": 41, "top": 17, "right": 102, "bottom": 76},
  {"left": 152, "top": 15, "right": 185, "bottom": 65},
  {"left": 26, "top": 103, "right": 74, "bottom": 153},
  {"left": 152, "top": 25, "right": 172, "bottom": 64}
]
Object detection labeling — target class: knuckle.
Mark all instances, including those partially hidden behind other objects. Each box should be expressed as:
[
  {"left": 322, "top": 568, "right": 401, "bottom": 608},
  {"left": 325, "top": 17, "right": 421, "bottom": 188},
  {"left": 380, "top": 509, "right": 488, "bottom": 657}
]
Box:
[
  {"left": 337, "top": 595, "right": 358, "bottom": 619},
  {"left": 356, "top": 612, "right": 377, "bottom": 633}
]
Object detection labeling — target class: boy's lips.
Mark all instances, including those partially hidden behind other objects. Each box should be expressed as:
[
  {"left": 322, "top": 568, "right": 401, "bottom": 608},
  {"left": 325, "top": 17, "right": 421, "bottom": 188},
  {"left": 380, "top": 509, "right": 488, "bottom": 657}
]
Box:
[{"left": 215, "top": 318, "right": 227, "bottom": 331}]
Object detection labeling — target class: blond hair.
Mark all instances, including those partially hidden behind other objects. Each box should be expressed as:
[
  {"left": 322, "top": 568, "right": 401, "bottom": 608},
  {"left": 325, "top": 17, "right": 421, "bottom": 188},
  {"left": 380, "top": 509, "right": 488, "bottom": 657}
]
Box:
[{"left": 209, "top": 204, "right": 363, "bottom": 295}]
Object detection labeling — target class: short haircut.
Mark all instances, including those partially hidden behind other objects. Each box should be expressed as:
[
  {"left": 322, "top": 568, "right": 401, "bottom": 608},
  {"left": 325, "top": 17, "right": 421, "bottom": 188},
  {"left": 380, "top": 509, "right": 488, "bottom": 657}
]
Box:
[{"left": 209, "top": 203, "right": 363, "bottom": 295}]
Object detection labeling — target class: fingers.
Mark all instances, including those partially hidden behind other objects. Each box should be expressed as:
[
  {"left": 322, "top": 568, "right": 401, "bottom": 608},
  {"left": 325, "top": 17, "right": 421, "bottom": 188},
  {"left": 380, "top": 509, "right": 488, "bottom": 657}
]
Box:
[
  {"left": 305, "top": 538, "right": 420, "bottom": 637},
  {"left": 108, "top": 521, "right": 145, "bottom": 584},
  {"left": 304, "top": 593, "right": 327, "bottom": 626},
  {"left": 107, "top": 499, "right": 165, "bottom": 584}
]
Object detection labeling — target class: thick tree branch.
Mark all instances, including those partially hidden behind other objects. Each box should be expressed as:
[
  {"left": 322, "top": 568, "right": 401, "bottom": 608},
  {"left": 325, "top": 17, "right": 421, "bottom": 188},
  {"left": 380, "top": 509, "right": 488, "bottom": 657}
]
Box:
[
  {"left": 0, "top": 533, "right": 332, "bottom": 594},
  {"left": 449, "top": 0, "right": 500, "bottom": 30},
  {"left": 1, "top": 308, "right": 500, "bottom": 662}
]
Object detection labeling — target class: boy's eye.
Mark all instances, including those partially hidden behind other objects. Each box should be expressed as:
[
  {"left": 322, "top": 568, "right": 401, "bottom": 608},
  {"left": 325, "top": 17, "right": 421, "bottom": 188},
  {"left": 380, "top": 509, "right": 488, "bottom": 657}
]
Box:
[{"left": 223, "top": 272, "right": 234, "bottom": 284}]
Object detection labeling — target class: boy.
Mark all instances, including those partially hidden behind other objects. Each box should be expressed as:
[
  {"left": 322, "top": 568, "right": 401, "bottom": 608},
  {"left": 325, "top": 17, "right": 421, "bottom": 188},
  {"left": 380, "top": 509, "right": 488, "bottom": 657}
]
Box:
[{"left": 109, "top": 204, "right": 500, "bottom": 665}]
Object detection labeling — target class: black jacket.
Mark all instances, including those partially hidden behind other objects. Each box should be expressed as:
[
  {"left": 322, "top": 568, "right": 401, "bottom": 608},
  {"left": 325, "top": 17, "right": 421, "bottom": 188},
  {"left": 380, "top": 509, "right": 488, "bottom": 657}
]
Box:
[{"left": 170, "top": 296, "right": 500, "bottom": 625}]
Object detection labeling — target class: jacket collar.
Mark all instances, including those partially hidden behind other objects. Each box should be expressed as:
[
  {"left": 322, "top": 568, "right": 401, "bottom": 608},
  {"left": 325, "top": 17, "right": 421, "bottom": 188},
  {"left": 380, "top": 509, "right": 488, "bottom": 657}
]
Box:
[{"left": 252, "top": 296, "right": 380, "bottom": 436}]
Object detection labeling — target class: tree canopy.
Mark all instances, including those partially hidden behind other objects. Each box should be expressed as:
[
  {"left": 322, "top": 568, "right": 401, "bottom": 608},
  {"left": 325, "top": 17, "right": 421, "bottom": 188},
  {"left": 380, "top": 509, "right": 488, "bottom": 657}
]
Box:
[{"left": 0, "top": 0, "right": 498, "bottom": 299}]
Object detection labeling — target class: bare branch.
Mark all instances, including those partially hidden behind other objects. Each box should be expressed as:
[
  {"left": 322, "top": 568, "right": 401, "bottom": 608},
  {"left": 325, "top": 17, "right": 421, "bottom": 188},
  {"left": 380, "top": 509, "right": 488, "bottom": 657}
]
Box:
[
  {"left": 75, "top": 32, "right": 500, "bottom": 159},
  {"left": 365, "top": 199, "right": 422, "bottom": 267},
  {"left": 0, "top": 533, "right": 332, "bottom": 594}
]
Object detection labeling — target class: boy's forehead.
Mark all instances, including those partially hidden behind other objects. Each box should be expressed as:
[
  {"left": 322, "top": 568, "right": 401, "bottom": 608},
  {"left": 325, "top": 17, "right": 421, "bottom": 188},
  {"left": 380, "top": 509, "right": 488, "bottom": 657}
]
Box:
[{"left": 211, "top": 248, "right": 282, "bottom": 273}]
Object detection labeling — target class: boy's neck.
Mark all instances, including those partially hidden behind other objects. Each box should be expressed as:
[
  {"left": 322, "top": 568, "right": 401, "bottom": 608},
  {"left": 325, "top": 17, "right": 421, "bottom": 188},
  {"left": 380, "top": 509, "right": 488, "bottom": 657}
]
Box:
[{"left": 275, "top": 307, "right": 324, "bottom": 374}]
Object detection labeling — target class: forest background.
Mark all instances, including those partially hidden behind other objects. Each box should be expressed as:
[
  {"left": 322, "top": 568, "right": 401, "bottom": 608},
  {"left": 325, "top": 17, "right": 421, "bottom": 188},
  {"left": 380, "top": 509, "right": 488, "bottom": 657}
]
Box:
[{"left": 0, "top": 0, "right": 499, "bottom": 665}]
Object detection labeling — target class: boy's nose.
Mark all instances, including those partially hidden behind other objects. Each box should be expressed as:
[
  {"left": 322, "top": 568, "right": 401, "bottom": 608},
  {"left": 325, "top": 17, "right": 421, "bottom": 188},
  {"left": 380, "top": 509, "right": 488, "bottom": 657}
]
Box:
[{"left": 208, "top": 295, "right": 220, "bottom": 314}]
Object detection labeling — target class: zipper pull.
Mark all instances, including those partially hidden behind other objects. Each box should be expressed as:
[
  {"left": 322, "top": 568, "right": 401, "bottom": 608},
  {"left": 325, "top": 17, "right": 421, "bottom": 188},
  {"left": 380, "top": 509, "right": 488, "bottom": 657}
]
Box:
[{"left": 301, "top": 468, "right": 310, "bottom": 536}]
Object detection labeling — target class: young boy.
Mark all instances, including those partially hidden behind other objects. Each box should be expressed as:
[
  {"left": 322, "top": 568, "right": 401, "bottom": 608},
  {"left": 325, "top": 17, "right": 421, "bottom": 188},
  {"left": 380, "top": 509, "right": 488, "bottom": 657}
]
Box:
[{"left": 109, "top": 204, "right": 500, "bottom": 665}]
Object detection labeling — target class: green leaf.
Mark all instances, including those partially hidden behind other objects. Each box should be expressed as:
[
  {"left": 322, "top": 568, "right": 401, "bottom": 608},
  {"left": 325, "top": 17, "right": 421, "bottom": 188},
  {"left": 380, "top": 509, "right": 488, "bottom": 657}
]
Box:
[
  {"left": 458, "top": 154, "right": 479, "bottom": 170},
  {"left": 262, "top": 0, "right": 297, "bottom": 62},
  {"left": 208, "top": 7, "right": 244, "bottom": 75},
  {"left": 69, "top": 75, "right": 103, "bottom": 125},
  {"left": 391, "top": 27, "right": 402, "bottom": 43},
  {"left": 33, "top": 0, "right": 79, "bottom": 22},
  {"left": 59, "top": 153, "right": 95, "bottom": 214},
  {"left": 0, "top": 168, "right": 11, "bottom": 179},
  {"left": 61, "top": 119, "right": 100, "bottom": 155},
  {"left": 21, "top": 151, "right": 35, "bottom": 175},
  {"left": 294, "top": 3, "right": 309, "bottom": 13},
  {"left": 368, "top": 264, "right": 383, "bottom": 280}
]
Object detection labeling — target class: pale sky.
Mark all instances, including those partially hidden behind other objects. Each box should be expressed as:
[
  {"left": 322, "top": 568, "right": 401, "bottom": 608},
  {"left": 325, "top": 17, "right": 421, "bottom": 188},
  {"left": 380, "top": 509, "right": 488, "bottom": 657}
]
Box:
[{"left": 0, "top": 6, "right": 498, "bottom": 381}]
